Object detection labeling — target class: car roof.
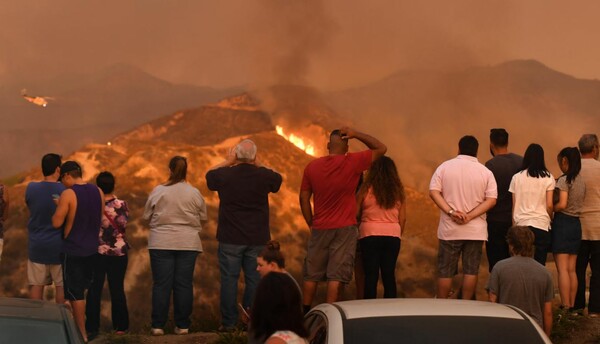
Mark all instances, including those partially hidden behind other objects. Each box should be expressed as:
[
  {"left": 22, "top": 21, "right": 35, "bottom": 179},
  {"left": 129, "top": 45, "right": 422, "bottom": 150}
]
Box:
[
  {"left": 0, "top": 297, "right": 66, "bottom": 322},
  {"left": 327, "top": 299, "right": 525, "bottom": 320}
]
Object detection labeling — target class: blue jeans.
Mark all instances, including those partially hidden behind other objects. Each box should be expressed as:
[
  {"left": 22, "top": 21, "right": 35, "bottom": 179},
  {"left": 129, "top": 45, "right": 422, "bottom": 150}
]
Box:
[
  {"left": 149, "top": 249, "right": 198, "bottom": 329},
  {"left": 218, "top": 243, "right": 264, "bottom": 328}
]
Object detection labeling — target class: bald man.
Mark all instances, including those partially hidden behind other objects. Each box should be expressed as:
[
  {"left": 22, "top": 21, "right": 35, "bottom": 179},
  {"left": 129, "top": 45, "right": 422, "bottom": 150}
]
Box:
[{"left": 300, "top": 127, "right": 386, "bottom": 312}]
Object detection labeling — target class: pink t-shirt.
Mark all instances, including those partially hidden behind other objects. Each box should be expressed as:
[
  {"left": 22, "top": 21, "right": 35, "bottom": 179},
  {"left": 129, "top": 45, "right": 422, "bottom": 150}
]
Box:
[
  {"left": 429, "top": 155, "right": 497, "bottom": 241},
  {"left": 301, "top": 150, "right": 372, "bottom": 230},
  {"left": 359, "top": 188, "right": 401, "bottom": 239}
]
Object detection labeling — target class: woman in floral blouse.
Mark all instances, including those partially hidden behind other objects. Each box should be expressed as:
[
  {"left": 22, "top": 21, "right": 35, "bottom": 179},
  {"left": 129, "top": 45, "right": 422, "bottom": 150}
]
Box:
[{"left": 85, "top": 171, "right": 130, "bottom": 339}]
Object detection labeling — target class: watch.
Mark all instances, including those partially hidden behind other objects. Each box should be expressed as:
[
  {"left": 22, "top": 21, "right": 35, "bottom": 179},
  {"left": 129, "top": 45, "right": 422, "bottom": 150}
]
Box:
[{"left": 447, "top": 209, "right": 455, "bottom": 216}]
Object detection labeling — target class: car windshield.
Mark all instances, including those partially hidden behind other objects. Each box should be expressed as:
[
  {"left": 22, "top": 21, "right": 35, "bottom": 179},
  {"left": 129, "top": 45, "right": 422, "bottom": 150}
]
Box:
[{"left": 343, "top": 316, "right": 546, "bottom": 344}]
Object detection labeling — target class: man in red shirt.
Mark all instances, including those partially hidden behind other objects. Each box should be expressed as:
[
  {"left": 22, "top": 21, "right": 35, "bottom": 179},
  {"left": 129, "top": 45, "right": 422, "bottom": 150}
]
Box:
[{"left": 300, "top": 127, "right": 386, "bottom": 312}]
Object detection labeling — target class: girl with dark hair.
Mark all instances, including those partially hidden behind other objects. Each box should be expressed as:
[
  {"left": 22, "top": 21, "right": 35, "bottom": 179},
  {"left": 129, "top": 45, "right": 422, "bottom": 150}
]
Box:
[
  {"left": 85, "top": 172, "right": 130, "bottom": 339},
  {"left": 552, "top": 147, "right": 585, "bottom": 311},
  {"left": 257, "top": 240, "right": 286, "bottom": 277},
  {"left": 509, "top": 144, "right": 555, "bottom": 265},
  {"left": 257, "top": 240, "right": 301, "bottom": 293},
  {"left": 356, "top": 156, "right": 406, "bottom": 298},
  {"left": 250, "top": 272, "right": 308, "bottom": 344},
  {"left": 143, "top": 156, "right": 208, "bottom": 336}
]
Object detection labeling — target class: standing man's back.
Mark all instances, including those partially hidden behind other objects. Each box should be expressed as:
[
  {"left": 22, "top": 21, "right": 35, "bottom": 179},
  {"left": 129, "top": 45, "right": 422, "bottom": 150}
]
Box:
[
  {"left": 574, "top": 134, "right": 600, "bottom": 316},
  {"left": 300, "top": 127, "right": 386, "bottom": 312},
  {"left": 429, "top": 135, "right": 497, "bottom": 300},
  {"left": 485, "top": 129, "right": 523, "bottom": 271},
  {"left": 206, "top": 139, "right": 282, "bottom": 331},
  {"left": 26, "top": 153, "right": 66, "bottom": 303},
  {"left": 52, "top": 161, "right": 103, "bottom": 342}
]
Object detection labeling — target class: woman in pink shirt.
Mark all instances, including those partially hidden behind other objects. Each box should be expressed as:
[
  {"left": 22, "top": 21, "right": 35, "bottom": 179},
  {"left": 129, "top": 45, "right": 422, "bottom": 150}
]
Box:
[{"left": 356, "top": 156, "right": 406, "bottom": 298}]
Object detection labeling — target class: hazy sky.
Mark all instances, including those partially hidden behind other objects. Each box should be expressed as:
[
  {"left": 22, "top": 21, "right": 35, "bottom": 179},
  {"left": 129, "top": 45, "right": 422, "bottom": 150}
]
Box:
[{"left": 2, "top": 0, "right": 600, "bottom": 90}]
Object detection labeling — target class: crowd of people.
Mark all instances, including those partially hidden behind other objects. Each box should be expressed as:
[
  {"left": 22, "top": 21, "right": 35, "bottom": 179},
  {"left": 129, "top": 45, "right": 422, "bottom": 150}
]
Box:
[{"left": 1, "top": 127, "right": 599, "bottom": 343}]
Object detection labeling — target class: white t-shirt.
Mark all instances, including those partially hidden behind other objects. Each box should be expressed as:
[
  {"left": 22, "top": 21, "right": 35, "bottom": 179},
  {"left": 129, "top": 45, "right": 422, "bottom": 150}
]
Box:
[
  {"left": 268, "top": 331, "right": 308, "bottom": 344},
  {"left": 509, "top": 170, "right": 555, "bottom": 231}
]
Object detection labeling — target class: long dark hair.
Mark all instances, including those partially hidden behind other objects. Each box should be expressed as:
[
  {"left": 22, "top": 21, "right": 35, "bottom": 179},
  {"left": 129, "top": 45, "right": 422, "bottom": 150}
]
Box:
[
  {"left": 259, "top": 240, "right": 285, "bottom": 269},
  {"left": 360, "top": 156, "right": 405, "bottom": 209},
  {"left": 522, "top": 143, "right": 551, "bottom": 178},
  {"left": 558, "top": 147, "right": 582, "bottom": 184},
  {"left": 251, "top": 272, "right": 307, "bottom": 341},
  {"left": 165, "top": 156, "right": 187, "bottom": 186}
]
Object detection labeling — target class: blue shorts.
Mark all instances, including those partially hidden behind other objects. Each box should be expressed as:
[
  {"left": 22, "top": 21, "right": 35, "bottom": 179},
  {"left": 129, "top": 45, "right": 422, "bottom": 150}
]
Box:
[{"left": 551, "top": 212, "right": 582, "bottom": 254}]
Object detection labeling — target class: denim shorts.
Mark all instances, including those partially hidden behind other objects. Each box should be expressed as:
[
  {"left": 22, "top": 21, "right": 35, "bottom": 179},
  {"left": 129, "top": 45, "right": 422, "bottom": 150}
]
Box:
[
  {"left": 437, "top": 240, "right": 483, "bottom": 278},
  {"left": 551, "top": 212, "right": 582, "bottom": 254}
]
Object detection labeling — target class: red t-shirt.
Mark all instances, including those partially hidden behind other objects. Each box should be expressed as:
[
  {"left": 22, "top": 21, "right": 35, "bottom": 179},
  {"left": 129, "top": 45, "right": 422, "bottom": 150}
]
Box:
[{"left": 301, "top": 150, "right": 372, "bottom": 229}]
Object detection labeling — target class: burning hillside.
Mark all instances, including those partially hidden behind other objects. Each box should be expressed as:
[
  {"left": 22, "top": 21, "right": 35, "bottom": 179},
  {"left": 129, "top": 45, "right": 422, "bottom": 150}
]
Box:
[{"left": 0, "top": 94, "right": 442, "bottom": 332}]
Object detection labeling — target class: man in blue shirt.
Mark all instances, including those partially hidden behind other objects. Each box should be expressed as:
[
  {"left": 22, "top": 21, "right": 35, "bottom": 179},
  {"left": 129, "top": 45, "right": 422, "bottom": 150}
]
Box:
[{"left": 26, "top": 153, "right": 65, "bottom": 303}]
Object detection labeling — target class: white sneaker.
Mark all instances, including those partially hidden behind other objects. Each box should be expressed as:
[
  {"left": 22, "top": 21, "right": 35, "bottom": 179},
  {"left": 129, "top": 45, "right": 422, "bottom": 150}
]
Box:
[
  {"left": 174, "top": 327, "right": 189, "bottom": 335},
  {"left": 151, "top": 328, "right": 164, "bottom": 336}
]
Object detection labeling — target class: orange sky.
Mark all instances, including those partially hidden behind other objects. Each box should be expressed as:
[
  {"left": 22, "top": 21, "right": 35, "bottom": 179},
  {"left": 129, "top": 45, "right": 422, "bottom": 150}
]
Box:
[{"left": 1, "top": 0, "right": 599, "bottom": 90}]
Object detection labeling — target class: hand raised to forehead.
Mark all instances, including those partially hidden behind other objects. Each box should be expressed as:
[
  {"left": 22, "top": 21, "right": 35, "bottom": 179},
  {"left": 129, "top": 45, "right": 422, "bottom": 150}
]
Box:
[{"left": 339, "top": 126, "right": 356, "bottom": 140}]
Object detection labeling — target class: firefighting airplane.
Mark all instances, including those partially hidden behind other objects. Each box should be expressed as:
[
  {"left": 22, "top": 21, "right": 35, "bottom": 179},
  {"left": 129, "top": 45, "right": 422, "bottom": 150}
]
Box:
[{"left": 21, "top": 89, "right": 54, "bottom": 107}]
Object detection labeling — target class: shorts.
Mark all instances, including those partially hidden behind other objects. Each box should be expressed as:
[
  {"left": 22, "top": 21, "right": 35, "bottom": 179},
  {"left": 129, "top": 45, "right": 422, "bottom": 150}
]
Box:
[
  {"left": 62, "top": 254, "right": 94, "bottom": 301},
  {"left": 27, "top": 260, "right": 63, "bottom": 286},
  {"left": 303, "top": 226, "right": 358, "bottom": 283},
  {"left": 437, "top": 239, "right": 483, "bottom": 278},
  {"left": 551, "top": 212, "right": 582, "bottom": 254}
]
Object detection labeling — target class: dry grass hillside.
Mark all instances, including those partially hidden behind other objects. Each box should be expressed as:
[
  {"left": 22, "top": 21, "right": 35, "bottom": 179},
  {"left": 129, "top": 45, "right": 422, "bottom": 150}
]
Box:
[{"left": 0, "top": 97, "right": 447, "bottom": 333}]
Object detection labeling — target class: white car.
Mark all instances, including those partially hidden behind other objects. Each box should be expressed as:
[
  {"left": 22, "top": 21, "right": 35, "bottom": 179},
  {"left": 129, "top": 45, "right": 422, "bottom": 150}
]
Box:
[{"left": 304, "top": 299, "right": 552, "bottom": 344}]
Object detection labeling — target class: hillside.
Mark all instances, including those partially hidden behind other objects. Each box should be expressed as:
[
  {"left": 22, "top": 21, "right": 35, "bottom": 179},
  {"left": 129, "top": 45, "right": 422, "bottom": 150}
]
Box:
[
  {"left": 327, "top": 59, "right": 600, "bottom": 189},
  {"left": 0, "top": 96, "right": 442, "bottom": 332},
  {"left": 0, "top": 64, "right": 242, "bottom": 177}
]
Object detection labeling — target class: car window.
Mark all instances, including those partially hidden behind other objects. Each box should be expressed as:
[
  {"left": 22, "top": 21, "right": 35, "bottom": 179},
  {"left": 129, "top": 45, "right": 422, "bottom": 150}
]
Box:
[
  {"left": 304, "top": 312, "right": 327, "bottom": 344},
  {"left": 342, "top": 316, "right": 547, "bottom": 344}
]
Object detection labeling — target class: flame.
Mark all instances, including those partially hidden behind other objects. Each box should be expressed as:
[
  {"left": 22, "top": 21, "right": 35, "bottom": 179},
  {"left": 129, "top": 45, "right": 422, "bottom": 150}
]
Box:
[{"left": 276, "top": 125, "right": 315, "bottom": 156}]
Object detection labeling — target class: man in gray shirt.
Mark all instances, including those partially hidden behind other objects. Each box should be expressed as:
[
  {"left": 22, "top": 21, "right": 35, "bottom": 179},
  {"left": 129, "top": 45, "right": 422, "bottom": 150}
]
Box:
[
  {"left": 487, "top": 226, "right": 553, "bottom": 336},
  {"left": 485, "top": 128, "right": 523, "bottom": 271}
]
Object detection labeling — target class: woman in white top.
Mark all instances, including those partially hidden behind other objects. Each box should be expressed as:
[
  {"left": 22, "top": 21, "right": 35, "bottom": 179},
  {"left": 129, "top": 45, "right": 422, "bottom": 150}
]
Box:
[
  {"left": 143, "top": 156, "right": 208, "bottom": 336},
  {"left": 509, "top": 143, "right": 555, "bottom": 265}
]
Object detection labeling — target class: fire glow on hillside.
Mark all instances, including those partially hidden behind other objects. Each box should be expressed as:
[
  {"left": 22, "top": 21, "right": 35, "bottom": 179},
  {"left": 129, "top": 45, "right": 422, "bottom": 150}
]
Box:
[{"left": 275, "top": 125, "right": 316, "bottom": 156}]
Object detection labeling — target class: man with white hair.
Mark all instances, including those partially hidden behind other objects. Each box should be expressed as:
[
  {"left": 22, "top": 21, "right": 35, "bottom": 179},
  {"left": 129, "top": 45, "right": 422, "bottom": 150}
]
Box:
[
  {"left": 206, "top": 139, "right": 282, "bottom": 331},
  {"left": 575, "top": 134, "right": 600, "bottom": 316}
]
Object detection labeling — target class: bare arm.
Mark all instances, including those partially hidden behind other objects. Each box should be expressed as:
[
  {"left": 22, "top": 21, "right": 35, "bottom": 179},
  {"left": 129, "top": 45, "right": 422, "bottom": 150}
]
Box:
[
  {"left": 511, "top": 193, "right": 516, "bottom": 225},
  {"left": 429, "top": 190, "right": 467, "bottom": 223},
  {"left": 300, "top": 190, "right": 313, "bottom": 228},
  {"left": 398, "top": 201, "right": 407, "bottom": 235},
  {"left": 488, "top": 291, "right": 498, "bottom": 303},
  {"left": 52, "top": 189, "right": 74, "bottom": 235},
  {"left": 356, "top": 187, "right": 366, "bottom": 221},
  {"left": 465, "top": 198, "right": 497, "bottom": 223},
  {"left": 543, "top": 301, "right": 552, "bottom": 337},
  {"left": 546, "top": 190, "right": 554, "bottom": 218},
  {"left": 553, "top": 190, "right": 568, "bottom": 212},
  {"left": 340, "top": 127, "right": 387, "bottom": 161}
]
